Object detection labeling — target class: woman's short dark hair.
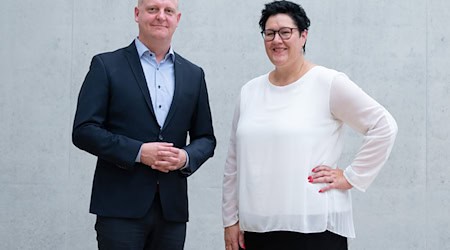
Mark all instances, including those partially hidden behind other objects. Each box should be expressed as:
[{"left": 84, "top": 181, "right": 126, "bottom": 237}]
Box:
[{"left": 259, "top": 1, "right": 311, "bottom": 52}]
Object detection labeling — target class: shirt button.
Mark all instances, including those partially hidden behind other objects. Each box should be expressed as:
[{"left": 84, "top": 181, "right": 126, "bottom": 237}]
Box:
[{"left": 158, "top": 105, "right": 162, "bottom": 108}]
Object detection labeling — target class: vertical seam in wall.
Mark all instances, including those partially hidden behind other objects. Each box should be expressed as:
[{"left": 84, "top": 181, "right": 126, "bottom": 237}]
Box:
[
  {"left": 69, "top": 1, "right": 74, "bottom": 155},
  {"left": 67, "top": 0, "right": 75, "bottom": 249},
  {"left": 69, "top": 0, "right": 75, "bottom": 175},
  {"left": 425, "top": 0, "right": 429, "bottom": 249}
]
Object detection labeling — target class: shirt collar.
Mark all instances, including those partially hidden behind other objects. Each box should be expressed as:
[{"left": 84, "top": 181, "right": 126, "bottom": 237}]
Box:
[{"left": 135, "top": 37, "right": 175, "bottom": 62}]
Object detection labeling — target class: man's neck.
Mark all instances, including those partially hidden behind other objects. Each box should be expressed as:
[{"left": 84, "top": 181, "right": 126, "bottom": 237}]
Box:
[{"left": 138, "top": 37, "right": 171, "bottom": 63}]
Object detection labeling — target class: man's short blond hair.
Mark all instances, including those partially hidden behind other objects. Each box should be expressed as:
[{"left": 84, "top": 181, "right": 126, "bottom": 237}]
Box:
[{"left": 138, "top": 0, "right": 179, "bottom": 8}]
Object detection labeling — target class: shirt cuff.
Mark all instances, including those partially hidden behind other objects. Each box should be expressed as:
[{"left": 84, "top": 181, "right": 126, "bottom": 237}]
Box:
[
  {"left": 135, "top": 145, "right": 143, "bottom": 163},
  {"left": 180, "top": 149, "right": 189, "bottom": 170}
]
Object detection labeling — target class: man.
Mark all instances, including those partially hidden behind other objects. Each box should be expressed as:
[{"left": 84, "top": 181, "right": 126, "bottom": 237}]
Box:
[{"left": 72, "top": 0, "right": 216, "bottom": 249}]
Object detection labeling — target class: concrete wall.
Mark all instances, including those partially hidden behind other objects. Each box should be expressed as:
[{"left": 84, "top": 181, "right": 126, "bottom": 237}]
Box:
[{"left": 1, "top": 0, "right": 449, "bottom": 249}]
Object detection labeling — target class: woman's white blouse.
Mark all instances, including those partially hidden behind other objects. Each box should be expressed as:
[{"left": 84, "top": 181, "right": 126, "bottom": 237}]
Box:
[{"left": 222, "top": 66, "right": 398, "bottom": 238}]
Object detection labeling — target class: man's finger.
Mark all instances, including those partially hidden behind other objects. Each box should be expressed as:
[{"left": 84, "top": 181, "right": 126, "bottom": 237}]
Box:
[{"left": 150, "top": 165, "right": 170, "bottom": 173}]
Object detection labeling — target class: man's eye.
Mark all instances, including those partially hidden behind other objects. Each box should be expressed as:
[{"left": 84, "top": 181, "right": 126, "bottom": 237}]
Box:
[
  {"left": 165, "top": 9, "right": 175, "bottom": 15},
  {"left": 148, "top": 7, "right": 158, "bottom": 13}
]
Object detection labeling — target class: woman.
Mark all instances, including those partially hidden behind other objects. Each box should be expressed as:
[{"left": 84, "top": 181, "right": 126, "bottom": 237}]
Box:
[{"left": 222, "top": 1, "right": 398, "bottom": 249}]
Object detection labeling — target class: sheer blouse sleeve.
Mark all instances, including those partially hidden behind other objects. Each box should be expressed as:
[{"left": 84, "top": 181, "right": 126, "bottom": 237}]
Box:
[
  {"left": 330, "top": 73, "right": 398, "bottom": 192},
  {"left": 222, "top": 96, "right": 240, "bottom": 227}
]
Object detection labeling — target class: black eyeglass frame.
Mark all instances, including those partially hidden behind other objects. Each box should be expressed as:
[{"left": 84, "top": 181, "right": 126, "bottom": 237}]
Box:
[{"left": 260, "top": 27, "right": 300, "bottom": 41}]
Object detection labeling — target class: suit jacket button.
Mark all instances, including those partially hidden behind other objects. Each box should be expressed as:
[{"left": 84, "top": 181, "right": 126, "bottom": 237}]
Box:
[{"left": 158, "top": 135, "right": 163, "bottom": 141}]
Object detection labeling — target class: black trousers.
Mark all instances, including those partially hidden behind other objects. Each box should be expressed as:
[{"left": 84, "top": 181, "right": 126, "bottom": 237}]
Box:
[
  {"left": 242, "top": 230, "right": 348, "bottom": 250},
  {"left": 95, "top": 193, "right": 186, "bottom": 250}
]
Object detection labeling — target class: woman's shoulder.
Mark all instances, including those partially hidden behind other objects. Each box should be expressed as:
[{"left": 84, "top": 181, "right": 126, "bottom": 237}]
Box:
[
  {"left": 241, "top": 73, "right": 269, "bottom": 91},
  {"left": 306, "top": 65, "right": 347, "bottom": 85},
  {"left": 309, "top": 65, "right": 340, "bottom": 77}
]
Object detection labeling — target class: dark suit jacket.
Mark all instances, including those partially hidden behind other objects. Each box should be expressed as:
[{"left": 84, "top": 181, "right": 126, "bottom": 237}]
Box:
[{"left": 72, "top": 42, "right": 216, "bottom": 222}]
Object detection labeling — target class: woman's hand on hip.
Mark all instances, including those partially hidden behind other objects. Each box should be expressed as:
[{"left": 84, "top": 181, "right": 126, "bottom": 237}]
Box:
[
  {"left": 224, "top": 222, "right": 245, "bottom": 250},
  {"left": 309, "top": 165, "right": 353, "bottom": 193}
]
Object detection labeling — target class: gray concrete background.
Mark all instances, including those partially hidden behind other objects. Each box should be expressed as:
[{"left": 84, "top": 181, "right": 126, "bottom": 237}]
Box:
[{"left": 1, "top": 0, "right": 449, "bottom": 249}]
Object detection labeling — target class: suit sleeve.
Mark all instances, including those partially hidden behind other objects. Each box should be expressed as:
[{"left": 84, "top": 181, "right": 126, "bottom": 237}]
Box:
[
  {"left": 72, "top": 55, "right": 142, "bottom": 169},
  {"left": 181, "top": 68, "right": 216, "bottom": 176}
]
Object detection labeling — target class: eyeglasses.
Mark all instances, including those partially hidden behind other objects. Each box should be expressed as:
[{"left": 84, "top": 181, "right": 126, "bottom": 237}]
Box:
[{"left": 261, "top": 27, "right": 299, "bottom": 41}]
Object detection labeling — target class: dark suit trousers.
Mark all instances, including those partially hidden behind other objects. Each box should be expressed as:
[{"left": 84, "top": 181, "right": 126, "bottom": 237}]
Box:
[{"left": 95, "top": 193, "right": 186, "bottom": 250}]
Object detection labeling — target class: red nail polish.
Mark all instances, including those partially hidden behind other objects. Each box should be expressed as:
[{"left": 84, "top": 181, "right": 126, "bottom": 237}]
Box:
[{"left": 319, "top": 189, "right": 323, "bottom": 193}]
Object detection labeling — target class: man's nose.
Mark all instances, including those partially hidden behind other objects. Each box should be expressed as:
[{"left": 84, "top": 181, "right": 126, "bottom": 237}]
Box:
[{"left": 156, "top": 10, "right": 166, "bottom": 20}]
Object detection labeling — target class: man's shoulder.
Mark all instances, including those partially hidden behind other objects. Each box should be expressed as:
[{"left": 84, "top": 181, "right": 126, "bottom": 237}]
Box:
[
  {"left": 174, "top": 52, "right": 202, "bottom": 71},
  {"left": 94, "top": 42, "right": 135, "bottom": 60}
]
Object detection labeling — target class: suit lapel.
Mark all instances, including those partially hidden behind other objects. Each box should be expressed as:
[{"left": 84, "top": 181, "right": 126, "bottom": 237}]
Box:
[
  {"left": 124, "top": 42, "right": 156, "bottom": 118},
  {"left": 162, "top": 53, "right": 183, "bottom": 131}
]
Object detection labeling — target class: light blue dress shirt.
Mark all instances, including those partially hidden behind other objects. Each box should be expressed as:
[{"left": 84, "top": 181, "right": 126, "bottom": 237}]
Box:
[
  {"left": 134, "top": 38, "right": 189, "bottom": 169},
  {"left": 135, "top": 38, "right": 175, "bottom": 128}
]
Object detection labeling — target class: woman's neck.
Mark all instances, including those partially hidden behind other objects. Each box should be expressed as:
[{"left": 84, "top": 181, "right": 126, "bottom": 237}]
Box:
[{"left": 270, "top": 59, "right": 310, "bottom": 86}]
